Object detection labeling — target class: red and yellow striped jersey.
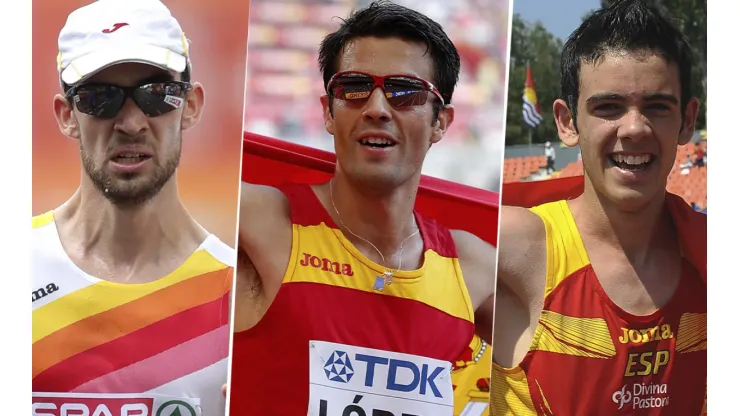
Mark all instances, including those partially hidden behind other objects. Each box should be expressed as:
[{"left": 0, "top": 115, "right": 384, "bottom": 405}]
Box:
[
  {"left": 230, "top": 183, "right": 475, "bottom": 415},
  {"left": 32, "top": 211, "right": 235, "bottom": 416},
  {"left": 490, "top": 200, "right": 707, "bottom": 415}
]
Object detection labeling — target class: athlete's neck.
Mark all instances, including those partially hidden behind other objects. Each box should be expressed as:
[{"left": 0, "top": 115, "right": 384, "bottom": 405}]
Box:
[
  {"left": 319, "top": 173, "right": 420, "bottom": 258},
  {"left": 571, "top": 177, "right": 674, "bottom": 266},
  {"left": 54, "top": 176, "right": 207, "bottom": 276}
]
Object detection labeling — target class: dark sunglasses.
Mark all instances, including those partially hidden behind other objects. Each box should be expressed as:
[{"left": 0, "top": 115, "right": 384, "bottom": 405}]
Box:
[
  {"left": 326, "top": 71, "right": 445, "bottom": 108},
  {"left": 65, "top": 81, "right": 192, "bottom": 119}
]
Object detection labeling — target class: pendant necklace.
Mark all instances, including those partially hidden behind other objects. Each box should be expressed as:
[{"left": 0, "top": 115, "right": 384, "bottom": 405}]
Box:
[{"left": 329, "top": 179, "right": 419, "bottom": 292}]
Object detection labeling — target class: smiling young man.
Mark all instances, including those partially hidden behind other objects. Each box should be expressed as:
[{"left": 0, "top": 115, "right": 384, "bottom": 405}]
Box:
[
  {"left": 491, "top": 0, "right": 706, "bottom": 415},
  {"left": 229, "top": 1, "right": 496, "bottom": 415},
  {"left": 31, "top": 1, "right": 234, "bottom": 415}
]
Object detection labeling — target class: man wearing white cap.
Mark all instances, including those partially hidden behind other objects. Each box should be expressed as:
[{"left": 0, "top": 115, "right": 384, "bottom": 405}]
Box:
[{"left": 31, "top": 1, "right": 235, "bottom": 415}]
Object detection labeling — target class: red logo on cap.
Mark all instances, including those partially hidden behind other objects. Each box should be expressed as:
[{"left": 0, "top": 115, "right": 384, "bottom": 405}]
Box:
[{"left": 102, "top": 23, "right": 129, "bottom": 33}]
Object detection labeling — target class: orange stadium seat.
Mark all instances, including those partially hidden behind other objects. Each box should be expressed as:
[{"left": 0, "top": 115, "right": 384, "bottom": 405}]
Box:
[{"left": 502, "top": 156, "right": 548, "bottom": 183}]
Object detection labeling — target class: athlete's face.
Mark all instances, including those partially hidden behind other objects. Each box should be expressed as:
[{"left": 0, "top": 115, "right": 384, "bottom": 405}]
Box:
[
  {"left": 53, "top": 63, "right": 204, "bottom": 207},
  {"left": 321, "top": 36, "right": 454, "bottom": 189},
  {"left": 554, "top": 51, "right": 699, "bottom": 211}
]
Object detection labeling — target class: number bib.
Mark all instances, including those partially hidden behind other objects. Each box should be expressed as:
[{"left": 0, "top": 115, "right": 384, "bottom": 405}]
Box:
[{"left": 308, "top": 341, "right": 454, "bottom": 416}]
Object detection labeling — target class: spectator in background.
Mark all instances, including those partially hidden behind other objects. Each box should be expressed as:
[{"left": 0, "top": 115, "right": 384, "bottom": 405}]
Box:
[
  {"left": 544, "top": 141, "right": 556, "bottom": 174},
  {"left": 694, "top": 145, "right": 705, "bottom": 167}
]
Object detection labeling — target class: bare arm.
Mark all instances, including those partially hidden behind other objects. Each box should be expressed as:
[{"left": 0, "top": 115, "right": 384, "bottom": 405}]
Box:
[
  {"left": 493, "top": 205, "right": 548, "bottom": 367},
  {"left": 233, "top": 183, "right": 293, "bottom": 332},
  {"left": 496, "top": 205, "right": 547, "bottom": 304},
  {"left": 452, "top": 230, "right": 496, "bottom": 344}
]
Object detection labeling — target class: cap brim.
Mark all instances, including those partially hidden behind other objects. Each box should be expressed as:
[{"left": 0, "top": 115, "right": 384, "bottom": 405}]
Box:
[{"left": 60, "top": 44, "right": 187, "bottom": 86}]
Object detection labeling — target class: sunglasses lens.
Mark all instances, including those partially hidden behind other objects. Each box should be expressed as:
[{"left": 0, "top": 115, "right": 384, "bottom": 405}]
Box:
[
  {"left": 71, "top": 82, "right": 190, "bottom": 119},
  {"left": 331, "top": 75, "right": 374, "bottom": 102},
  {"left": 73, "top": 85, "right": 125, "bottom": 119},
  {"left": 384, "top": 77, "right": 428, "bottom": 107},
  {"left": 133, "top": 82, "right": 189, "bottom": 117}
]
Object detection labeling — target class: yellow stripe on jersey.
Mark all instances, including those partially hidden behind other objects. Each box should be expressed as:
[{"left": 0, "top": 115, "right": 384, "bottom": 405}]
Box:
[
  {"left": 32, "top": 249, "right": 228, "bottom": 343},
  {"left": 534, "top": 379, "right": 554, "bottom": 414},
  {"left": 490, "top": 365, "right": 538, "bottom": 415},
  {"left": 530, "top": 201, "right": 590, "bottom": 297},
  {"left": 532, "top": 310, "right": 616, "bottom": 358},
  {"left": 286, "top": 223, "right": 474, "bottom": 323},
  {"left": 676, "top": 312, "right": 707, "bottom": 353},
  {"left": 33, "top": 211, "right": 55, "bottom": 229}
]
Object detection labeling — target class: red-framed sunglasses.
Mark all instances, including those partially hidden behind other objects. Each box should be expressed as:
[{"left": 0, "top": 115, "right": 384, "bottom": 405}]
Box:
[{"left": 326, "top": 71, "right": 445, "bottom": 108}]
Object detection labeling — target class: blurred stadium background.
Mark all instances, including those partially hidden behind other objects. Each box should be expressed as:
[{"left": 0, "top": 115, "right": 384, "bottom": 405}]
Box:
[
  {"left": 504, "top": 0, "right": 707, "bottom": 213},
  {"left": 243, "top": 0, "right": 510, "bottom": 192}
]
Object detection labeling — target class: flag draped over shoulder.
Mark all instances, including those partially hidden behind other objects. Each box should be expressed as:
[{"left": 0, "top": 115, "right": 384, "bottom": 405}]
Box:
[
  {"left": 241, "top": 132, "right": 500, "bottom": 246},
  {"left": 522, "top": 65, "right": 543, "bottom": 128},
  {"left": 501, "top": 175, "right": 583, "bottom": 208}
]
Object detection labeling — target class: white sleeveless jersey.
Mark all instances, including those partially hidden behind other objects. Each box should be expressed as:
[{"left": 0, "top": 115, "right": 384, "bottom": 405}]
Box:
[{"left": 31, "top": 211, "right": 235, "bottom": 416}]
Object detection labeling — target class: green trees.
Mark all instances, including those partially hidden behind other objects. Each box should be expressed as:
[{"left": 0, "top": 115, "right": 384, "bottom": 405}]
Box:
[{"left": 505, "top": 14, "right": 562, "bottom": 146}]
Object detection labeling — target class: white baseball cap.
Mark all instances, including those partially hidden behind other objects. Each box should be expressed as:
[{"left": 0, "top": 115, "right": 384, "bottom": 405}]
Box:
[{"left": 57, "top": 0, "right": 191, "bottom": 87}]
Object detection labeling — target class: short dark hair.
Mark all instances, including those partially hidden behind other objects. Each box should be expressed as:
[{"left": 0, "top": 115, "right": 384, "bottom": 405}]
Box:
[
  {"left": 318, "top": 0, "right": 460, "bottom": 116},
  {"left": 560, "top": 0, "right": 694, "bottom": 128}
]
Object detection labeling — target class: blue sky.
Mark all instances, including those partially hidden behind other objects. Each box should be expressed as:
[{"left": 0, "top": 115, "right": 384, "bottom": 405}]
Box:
[{"left": 514, "top": 0, "right": 601, "bottom": 41}]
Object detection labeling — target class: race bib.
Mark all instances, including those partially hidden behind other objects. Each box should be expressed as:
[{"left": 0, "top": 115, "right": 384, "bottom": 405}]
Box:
[
  {"left": 308, "top": 340, "right": 454, "bottom": 416},
  {"left": 32, "top": 392, "right": 201, "bottom": 416}
]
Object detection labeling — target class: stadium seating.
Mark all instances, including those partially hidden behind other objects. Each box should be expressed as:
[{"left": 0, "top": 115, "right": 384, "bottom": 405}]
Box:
[{"left": 502, "top": 155, "right": 547, "bottom": 183}]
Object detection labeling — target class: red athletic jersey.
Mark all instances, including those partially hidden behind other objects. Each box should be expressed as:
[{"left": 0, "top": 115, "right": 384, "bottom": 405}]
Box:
[
  {"left": 491, "top": 199, "right": 707, "bottom": 415},
  {"left": 230, "top": 184, "right": 475, "bottom": 415}
]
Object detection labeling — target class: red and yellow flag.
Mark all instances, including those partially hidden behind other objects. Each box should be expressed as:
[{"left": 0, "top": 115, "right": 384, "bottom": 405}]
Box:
[{"left": 523, "top": 66, "right": 543, "bottom": 127}]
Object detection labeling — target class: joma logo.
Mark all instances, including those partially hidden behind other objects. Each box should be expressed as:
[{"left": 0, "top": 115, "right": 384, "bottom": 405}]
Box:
[
  {"left": 32, "top": 283, "right": 60, "bottom": 302},
  {"left": 300, "top": 253, "right": 354, "bottom": 276}
]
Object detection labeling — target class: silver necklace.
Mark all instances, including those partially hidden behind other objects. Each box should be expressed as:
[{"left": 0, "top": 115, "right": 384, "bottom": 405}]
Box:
[{"left": 329, "top": 179, "right": 420, "bottom": 292}]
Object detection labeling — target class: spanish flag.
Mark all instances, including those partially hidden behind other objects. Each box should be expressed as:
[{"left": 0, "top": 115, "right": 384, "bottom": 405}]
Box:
[{"left": 523, "top": 65, "right": 543, "bottom": 128}]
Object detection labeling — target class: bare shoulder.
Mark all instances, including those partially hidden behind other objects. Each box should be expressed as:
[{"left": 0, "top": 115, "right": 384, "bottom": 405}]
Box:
[
  {"left": 450, "top": 229, "right": 496, "bottom": 310},
  {"left": 239, "top": 182, "right": 290, "bottom": 219},
  {"left": 238, "top": 182, "right": 292, "bottom": 247},
  {"left": 450, "top": 229, "right": 496, "bottom": 264},
  {"left": 497, "top": 204, "right": 548, "bottom": 305},
  {"left": 498, "top": 205, "right": 546, "bottom": 258},
  {"left": 498, "top": 205, "right": 545, "bottom": 240}
]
